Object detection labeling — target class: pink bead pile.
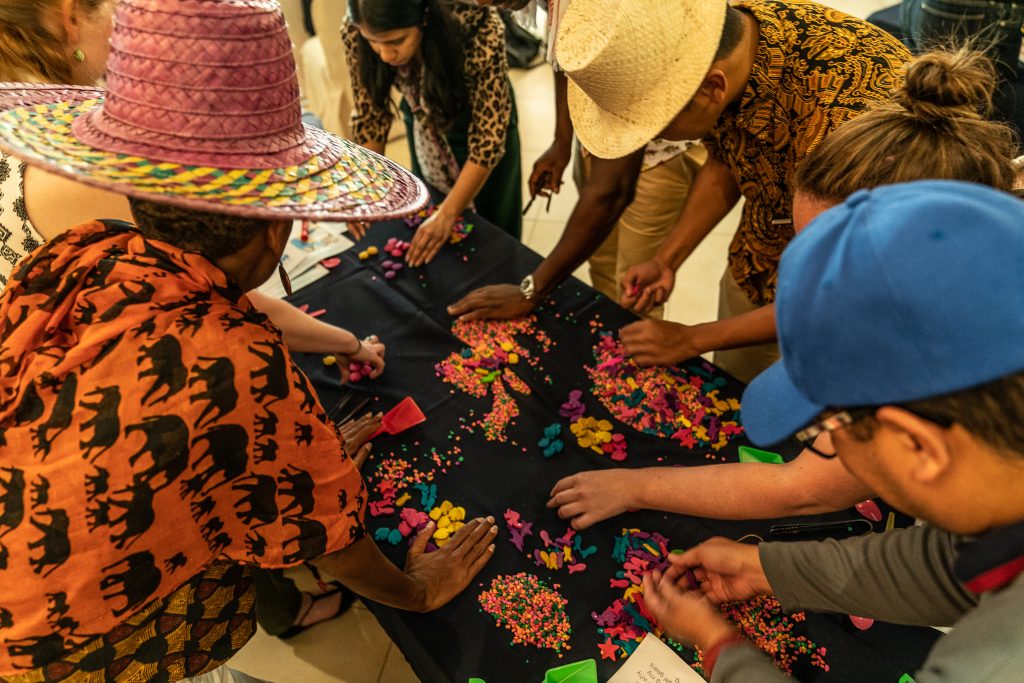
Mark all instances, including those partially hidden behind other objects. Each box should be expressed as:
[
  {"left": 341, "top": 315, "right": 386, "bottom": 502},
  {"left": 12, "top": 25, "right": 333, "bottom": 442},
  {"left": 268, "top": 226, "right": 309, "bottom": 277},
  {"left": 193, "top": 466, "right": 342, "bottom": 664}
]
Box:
[
  {"left": 478, "top": 573, "right": 572, "bottom": 654},
  {"left": 692, "top": 596, "right": 830, "bottom": 675},
  {"left": 587, "top": 334, "right": 744, "bottom": 458},
  {"left": 435, "top": 317, "right": 553, "bottom": 441}
]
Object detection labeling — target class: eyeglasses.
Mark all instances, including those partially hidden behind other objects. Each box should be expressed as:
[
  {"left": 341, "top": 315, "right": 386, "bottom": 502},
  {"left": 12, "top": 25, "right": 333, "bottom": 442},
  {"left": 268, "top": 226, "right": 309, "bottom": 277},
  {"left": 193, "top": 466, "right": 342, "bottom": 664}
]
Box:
[
  {"left": 795, "top": 408, "right": 874, "bottom": 458},
  {"left": 796, "top": 406, "right": 955, "bottom": 459}
]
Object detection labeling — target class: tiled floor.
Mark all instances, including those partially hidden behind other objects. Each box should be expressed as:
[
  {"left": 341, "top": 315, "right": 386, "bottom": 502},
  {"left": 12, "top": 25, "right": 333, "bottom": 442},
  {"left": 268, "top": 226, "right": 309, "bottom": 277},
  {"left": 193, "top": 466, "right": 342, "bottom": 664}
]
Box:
[{"left": 231, "top": 2, "right": 892, "bottom": 680}]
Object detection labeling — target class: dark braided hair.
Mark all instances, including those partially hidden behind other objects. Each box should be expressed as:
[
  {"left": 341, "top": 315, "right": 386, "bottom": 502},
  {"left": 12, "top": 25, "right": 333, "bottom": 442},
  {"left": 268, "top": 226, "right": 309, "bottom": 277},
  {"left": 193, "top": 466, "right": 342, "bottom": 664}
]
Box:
[
  {"left": 348, "top": 0, "right": 468, "bottom": 132},
  {"left": 128, "top": 198, "right": 274, "bottom": 261}
]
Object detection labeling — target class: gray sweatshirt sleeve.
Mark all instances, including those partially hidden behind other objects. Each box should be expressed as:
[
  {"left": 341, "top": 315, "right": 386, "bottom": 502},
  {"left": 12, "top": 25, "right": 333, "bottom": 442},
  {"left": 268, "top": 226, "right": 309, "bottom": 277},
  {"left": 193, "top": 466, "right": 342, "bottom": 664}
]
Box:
[
  {"left": 759, "top": 525, "right": 976, "bottom": 626},
  {"left": 711, "top": 642, "right": 792, "bottom": 683}
]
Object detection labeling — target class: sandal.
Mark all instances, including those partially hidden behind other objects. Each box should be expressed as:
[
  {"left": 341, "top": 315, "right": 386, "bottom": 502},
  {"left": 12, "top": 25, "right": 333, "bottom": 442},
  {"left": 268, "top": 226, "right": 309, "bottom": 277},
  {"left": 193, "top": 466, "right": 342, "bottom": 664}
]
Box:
[{"left": 278, "top": 581, "right": 356, "bottom": 640}]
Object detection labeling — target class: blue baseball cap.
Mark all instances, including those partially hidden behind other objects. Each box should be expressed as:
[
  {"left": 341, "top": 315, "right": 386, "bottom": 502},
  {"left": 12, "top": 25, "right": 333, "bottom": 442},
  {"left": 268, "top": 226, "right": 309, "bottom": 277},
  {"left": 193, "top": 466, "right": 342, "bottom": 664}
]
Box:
[{"left": 742, "top": 180, "right": 1024, "bottom": 446}]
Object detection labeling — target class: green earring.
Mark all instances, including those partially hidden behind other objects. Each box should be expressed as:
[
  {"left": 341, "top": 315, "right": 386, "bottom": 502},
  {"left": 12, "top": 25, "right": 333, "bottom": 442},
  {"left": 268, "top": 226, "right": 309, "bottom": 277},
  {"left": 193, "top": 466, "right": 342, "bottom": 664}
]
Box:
[{"left": 73, "top": 48, "right": 85, "bottom": 63}]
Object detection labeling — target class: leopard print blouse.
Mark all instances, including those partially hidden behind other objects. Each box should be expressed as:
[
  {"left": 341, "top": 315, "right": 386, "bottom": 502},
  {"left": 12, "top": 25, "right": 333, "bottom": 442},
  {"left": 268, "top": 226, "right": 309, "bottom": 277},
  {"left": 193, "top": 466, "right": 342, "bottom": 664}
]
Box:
[{"left": 342, "top": 4, "right": 512, "bottom": 170}]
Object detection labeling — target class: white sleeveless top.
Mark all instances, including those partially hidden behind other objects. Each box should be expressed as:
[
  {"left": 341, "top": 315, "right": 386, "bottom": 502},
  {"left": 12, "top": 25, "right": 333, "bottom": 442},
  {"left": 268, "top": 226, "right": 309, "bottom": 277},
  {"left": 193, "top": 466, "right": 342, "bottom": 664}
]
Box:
[{"left": 0, "top": 151, "right": 45, "bottom": 288}]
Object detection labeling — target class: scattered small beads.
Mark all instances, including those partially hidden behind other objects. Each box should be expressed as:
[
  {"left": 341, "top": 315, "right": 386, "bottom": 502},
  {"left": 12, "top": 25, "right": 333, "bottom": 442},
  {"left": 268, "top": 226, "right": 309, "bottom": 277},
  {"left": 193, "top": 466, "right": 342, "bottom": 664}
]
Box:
[
  {"left": 538, "top": 423, "right": 565, "bottom": 458},
  {"left": 587, "top": 334, "right": 743, "bottom": 457},
  {"left": 478, "top": 573, "right": 572, "bottom": 653},
  {"left": 348, "top": 361, "right": 374, "bottom": 383},
  {"left": 503, "top": 509, "right": 597, "bottom": 574},
  {"left": 357, "top": 245, "right": 380, "bottom": 260},
  {"left": 436, "top": 317, "right": 553, "bottom": 442},
  {"left": 592, "top": 528, "right": 679, "bottom": 661},
  {"left": 691, "top": 596, "right": 829, "bottom": 675},
  {"left": 380, "top": 259, "right": 404, "bottom": 280}
]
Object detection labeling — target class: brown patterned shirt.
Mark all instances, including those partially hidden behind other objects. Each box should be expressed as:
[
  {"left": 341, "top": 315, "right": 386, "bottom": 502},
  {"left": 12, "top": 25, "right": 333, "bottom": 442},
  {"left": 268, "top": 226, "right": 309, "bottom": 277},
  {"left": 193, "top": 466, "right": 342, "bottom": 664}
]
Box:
[{"left": 706, "top": 0, "right": 909, "bottom": 305}]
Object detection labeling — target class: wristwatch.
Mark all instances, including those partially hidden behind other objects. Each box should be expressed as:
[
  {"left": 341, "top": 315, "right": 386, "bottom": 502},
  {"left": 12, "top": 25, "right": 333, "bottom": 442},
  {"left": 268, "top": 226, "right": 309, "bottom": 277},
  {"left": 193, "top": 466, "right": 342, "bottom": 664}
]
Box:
[{"left": 519, "top": 274, "right": 536, "bottom": 301}]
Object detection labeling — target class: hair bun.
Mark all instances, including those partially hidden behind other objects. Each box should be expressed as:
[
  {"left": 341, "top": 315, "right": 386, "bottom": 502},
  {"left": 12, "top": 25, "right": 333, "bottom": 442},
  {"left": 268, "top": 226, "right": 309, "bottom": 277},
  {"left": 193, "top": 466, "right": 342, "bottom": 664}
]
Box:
[{"left": 892, "top": 49, "right": 996, "bottom": 123}]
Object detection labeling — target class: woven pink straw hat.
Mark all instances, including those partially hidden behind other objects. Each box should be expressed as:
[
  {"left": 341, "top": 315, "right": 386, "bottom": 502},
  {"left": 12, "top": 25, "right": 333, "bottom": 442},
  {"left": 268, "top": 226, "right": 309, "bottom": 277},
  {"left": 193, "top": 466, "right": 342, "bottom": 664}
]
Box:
[{"left": 0, "top": 0, "right": 427, "bottom": 221}]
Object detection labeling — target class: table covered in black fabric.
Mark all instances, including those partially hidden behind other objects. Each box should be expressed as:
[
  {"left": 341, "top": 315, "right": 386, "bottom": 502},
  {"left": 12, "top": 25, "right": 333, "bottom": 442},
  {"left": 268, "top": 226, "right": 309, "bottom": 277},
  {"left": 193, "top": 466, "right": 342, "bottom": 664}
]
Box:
[{"left": 287, "top": 212, "right": 940, "bottom": 683}]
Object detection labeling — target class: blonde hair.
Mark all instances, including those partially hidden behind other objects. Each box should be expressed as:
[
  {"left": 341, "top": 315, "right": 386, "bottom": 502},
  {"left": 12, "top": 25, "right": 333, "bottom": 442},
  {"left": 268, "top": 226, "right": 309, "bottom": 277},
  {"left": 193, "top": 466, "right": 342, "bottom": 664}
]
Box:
[
  {"left": 0, "top": 0, "right": 106, "bottom": 84},
  {"left": 796, "top": 48, "right": 1019, "bottom": 200}
]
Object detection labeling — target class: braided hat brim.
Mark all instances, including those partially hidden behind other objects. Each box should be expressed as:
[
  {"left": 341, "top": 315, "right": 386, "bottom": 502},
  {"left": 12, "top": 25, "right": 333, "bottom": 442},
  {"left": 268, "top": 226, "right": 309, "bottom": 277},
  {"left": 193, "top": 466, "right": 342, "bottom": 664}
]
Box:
[{"left": 0, "top": 84, "right": 428, "bottom": 222}]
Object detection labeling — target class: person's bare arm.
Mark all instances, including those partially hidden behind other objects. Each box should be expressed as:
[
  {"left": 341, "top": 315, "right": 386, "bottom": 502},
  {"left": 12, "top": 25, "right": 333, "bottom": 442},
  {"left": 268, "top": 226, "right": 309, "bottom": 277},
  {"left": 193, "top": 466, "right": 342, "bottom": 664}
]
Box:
[
  {"left": 360, "top": 140, "right": 386, "bottom": 155},
  {"left": 620, "top": 304, "right": 777, "bottom": 366},
  {"left": 407, "top": 161, "right": 492, "bottom": 267},
  {"left": 548, "top": 438, "right": 874, "bottom": 528},
  {"left": 447, "top": 150, "right": 644, "bottom": 321},
  {"left": 23, "top": 167, "right": 135, "bottom": 239},
  {"left": 528, "top": 71, "right": 573, "bottom": 197},
  {"left": 313, "top": 517, "right": 497, "bottom": 612}
]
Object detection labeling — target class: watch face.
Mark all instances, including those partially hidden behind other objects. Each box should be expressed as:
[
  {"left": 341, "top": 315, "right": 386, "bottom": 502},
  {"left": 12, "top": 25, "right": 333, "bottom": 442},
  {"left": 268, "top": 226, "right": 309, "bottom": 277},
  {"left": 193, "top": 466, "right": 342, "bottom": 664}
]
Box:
[{"left": 520, "top": 275, "right": 534, "bottom": 298}]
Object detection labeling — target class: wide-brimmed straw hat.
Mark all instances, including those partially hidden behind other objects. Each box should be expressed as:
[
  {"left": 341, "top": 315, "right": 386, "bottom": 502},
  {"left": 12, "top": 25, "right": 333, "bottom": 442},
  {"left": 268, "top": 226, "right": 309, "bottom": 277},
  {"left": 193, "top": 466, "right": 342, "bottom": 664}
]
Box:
[
  {"left": 556, "top": 0, "right": 727, "bottom": 159},
  {"left": 0, "top": 0, "right": 427, "bottom": 222}
]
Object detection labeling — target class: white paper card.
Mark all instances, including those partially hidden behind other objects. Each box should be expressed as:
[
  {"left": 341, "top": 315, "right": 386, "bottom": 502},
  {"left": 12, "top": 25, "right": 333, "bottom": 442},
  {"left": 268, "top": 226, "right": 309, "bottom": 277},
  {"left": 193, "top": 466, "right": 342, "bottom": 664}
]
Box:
[
  {"left": 256, "top": 220, "right": 353, "bottom": 298},
  {"left": 608, "top": 633, "right": 705, "bottom": 683}
]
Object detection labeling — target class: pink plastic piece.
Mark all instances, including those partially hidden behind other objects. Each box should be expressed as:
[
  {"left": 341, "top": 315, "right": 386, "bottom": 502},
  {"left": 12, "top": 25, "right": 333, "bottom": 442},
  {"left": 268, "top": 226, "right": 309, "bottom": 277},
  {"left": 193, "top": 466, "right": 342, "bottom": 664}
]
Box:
[{"left": 855, "top": 499, "right": 883, "bottom": 522}]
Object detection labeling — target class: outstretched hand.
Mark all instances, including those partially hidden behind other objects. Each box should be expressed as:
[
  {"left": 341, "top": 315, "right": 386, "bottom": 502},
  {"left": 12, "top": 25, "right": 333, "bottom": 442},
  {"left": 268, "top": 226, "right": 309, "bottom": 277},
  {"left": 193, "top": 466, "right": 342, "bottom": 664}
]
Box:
[
  {"left": 547, "top": 470, "right": 635, "bottom": 530},
  {"left": 407, "top": 210, "right": 455, "bottom": 267},
  {"left": 404, "top": 516, "right": 498, "bottom": 612},
  {"left": 447, "top": 284, "right": 536, "bottom": 322},
  {"left": 619, "top": 319, "right": 702, "bottom": 366}
]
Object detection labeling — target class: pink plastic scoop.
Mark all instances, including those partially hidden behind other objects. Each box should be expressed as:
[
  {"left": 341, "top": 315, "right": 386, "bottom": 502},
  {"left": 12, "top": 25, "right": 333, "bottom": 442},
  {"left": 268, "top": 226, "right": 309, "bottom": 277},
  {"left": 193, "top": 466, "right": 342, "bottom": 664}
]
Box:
[{"left": 371, "top": 396, "right": 426, "bottom": 439}]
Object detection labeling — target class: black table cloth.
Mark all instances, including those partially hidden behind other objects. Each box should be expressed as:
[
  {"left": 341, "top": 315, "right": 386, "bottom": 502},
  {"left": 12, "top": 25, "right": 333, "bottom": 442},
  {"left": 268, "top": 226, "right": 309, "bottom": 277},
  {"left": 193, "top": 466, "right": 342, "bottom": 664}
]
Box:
[{"left": 288, "top": 212, "right": 940, "bottom": 683}]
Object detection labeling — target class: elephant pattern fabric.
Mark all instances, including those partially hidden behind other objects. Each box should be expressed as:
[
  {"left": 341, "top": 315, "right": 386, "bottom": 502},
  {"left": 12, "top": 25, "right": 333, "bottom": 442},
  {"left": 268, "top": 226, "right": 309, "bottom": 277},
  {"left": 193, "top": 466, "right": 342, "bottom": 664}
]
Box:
[{"left": 0, "top": 221, "right": 366, "bottom": 678}]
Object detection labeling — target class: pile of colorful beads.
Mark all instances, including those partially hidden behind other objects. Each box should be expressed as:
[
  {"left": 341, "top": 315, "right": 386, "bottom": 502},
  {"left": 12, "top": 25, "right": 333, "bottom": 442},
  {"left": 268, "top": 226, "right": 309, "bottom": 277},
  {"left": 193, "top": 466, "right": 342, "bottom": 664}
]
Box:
[
  {"left": 592, "top": 528, "right": 677, "bottom": 661},
  {"left": 436, "top": 317, "right": 552, "bottom": 441},
  {"left": 569, "top": 416, "right": 628, "bottom": 461},
  {"left": 373, "top": 506, "right": 430, "bottom": 546},
  {"left": 538, "top": 423, "right": 565, "bottom": 457},
  {"left": 383, "top": 236, "right": 410, "bottom": 258},
  {"left": 692, "top": 596, "right": 829, "bottom": 675},
  {"left": 532, "top": 527, "right": 596, "bottom": 575},
  {"left": 559, "top": 390, "right": 586, "bottom": 420},
  {"left": 503, "top": 509, "right": 596, "bottom": 573},
  {"left": 428, "top": 499, "right": 467, "bottom": 547},
  {"left": 478, "top": 573, "right": 572, "bottom": 653},
  {"left": 587, "top": 333, "right": 744, "bottom": 456}
]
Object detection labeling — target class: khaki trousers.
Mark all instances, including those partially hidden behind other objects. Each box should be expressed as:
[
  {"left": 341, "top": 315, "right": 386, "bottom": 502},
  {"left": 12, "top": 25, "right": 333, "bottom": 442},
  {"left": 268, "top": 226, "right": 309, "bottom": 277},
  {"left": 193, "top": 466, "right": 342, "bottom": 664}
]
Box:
[
  {"left": 585, "top": 146, "right": 707, "bottom": 319},
  {"left": 712, "top": 268, "right": 781, "bottom": 384}
]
